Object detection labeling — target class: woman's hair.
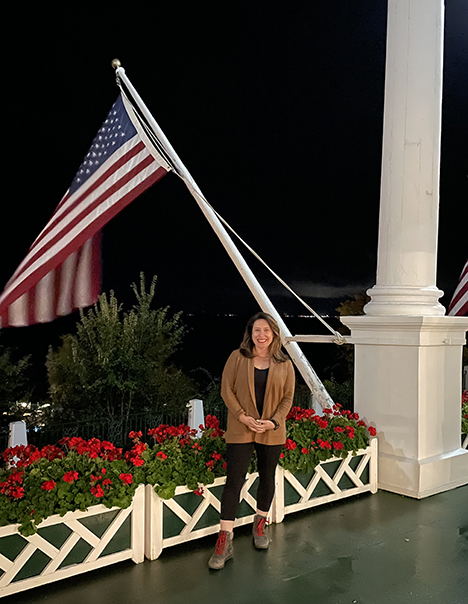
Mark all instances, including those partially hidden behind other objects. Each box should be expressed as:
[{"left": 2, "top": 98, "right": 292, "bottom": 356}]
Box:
[{"left": 239, "top": 312, "right": 289, "bottom": 363}]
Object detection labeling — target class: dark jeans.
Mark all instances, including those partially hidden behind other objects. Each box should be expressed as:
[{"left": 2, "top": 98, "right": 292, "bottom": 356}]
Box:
[{"left": 220, "top": 442, "right": 283, "bottom": 521}]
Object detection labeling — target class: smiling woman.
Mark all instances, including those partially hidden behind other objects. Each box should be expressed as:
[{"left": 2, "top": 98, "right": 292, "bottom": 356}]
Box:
[{"left": 208, "top": 312, "right": 295, "bottom": 570}]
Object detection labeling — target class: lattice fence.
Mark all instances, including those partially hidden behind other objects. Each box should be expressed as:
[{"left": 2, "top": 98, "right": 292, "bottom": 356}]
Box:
[
  {"left": 145, "top": 439, "right": 378, "bottom": 559},
  {"left": 272, "top": 439, "right": 378, "bottom": 522},
  {"left": 0, "top": 485, "right": 144, "bottom": 598},
  {"left": 145, "top": 474, "right": 259, "bottom": 560}
]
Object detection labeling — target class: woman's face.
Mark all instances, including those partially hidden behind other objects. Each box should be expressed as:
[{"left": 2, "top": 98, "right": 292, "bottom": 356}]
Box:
[{"left": 251, "top": 318, "right": 274, "bottom": 353}]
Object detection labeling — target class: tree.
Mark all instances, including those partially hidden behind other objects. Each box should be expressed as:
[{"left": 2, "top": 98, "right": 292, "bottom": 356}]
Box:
[
  {"left": 46, "top": 274, "right": 196, "bottom": 424},
  {"left": 322, "top": 292, "right": 371, "bottom": 410},
  {"left": 335, "top": 292, "right": 370, "bottom": 317},
  {"left": 0, "top": 345, "right": 31, "bottom": 420}
]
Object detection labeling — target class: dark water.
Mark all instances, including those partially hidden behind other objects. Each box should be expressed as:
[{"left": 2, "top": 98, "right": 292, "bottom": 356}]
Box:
[
  {"left": 0, "top": 313, "right": 349, "bottom": 408},
  {"left": 172, "top": 314, "right": 348, "bottom": 384}
]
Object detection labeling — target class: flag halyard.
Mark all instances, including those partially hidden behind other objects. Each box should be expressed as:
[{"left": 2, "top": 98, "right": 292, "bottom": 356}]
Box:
[{"left": 0, "top": 95, "right": 170, "bottom": 328}]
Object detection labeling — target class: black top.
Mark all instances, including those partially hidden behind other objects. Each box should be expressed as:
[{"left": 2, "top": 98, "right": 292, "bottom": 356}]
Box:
[{"left": 254, "top": 367, "right": 269, "bottom": 418}]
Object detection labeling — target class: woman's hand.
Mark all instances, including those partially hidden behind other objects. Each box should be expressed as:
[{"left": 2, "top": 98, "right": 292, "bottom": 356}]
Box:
[
  {"left": 257, "top": 420, "right": 275, "bottom": 432},
  {"left": 239, "top": 415, "right": 275, "bottom": 433}
]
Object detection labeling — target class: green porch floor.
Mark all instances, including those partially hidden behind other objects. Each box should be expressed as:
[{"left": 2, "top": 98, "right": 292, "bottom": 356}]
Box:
[{"left": 4, "top": 484, "right": 468, "bottom": 604}]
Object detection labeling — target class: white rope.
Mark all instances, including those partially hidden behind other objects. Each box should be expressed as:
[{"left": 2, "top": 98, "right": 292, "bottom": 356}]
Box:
[
  {"left": 118, "top": 78, "right": 344, "bottom": 345},
  {"left": 184, "top": 186, "right": 346, "bottom": 345}
]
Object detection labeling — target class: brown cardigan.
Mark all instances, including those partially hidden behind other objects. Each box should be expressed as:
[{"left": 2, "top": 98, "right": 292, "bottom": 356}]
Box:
[{"left": 221, "top": 349, "right": 295, "bottom": 445}]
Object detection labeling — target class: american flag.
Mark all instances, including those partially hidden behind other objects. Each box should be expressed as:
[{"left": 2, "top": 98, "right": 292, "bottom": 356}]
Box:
[
  {"left": 0, "top": 94, "right": 170, "bottom": 327},
  {"left": 447, "top": 259, "right": 468, "bottom": 317}
]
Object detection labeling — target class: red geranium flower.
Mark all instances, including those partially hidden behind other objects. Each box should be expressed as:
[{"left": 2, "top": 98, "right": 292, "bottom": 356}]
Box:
[
  {"left": 63, "top": 471, "right": 79, "bottom": 483},
  {"left": 368, "top": 426, "right": 377, "bottom": 436},
  {"left": 129, "top": 431, "right": 143, "bottom": 440},
  {"left": 90, "top": 484, "right": 104, "bottom": 498},
  {"left": 41, "top": 480, "right": 57, "bottom": 491},
  {"left": 119, "top": 473, "right": 133, "bottom": 484},
  {"left": 284, "top": 439, "right": 297, "bottom": 450},
  {"left": 0, "top": 470, "right": 25, "bottom": 500}
]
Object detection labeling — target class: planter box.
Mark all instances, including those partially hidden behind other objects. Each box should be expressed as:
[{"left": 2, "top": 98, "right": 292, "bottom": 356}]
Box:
[
  {"left": 463, "top": 434, "right": 468, "bottom": 450},
  {"left": 271, "top": 438, "right": 378, "bottom": 523},
  {"left": 145, "top": 473, "right": 259, "bottom": 560},
  {"left": 0, "top": 484, "right": 145, "bottom": 598},
  {"left": 145, "top": 439, "right": 378, "bottom": 559}
]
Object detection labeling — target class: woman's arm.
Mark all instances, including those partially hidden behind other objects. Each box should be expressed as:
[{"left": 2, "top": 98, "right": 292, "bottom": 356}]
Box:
[
  {"left": 220, "top": 351, "right": 247, "bottom": 420},
  {"left": 270, "top": 361, "right": 295, "bottom": 426}
]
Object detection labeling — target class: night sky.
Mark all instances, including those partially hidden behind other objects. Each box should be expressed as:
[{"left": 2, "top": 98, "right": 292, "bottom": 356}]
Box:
[{"left": 1, "top": 1, "right": 467, "bottom": 331}]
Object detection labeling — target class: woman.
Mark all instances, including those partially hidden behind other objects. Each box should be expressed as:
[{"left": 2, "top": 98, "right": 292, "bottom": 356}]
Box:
[{"left": 208, "top": 311, "right": 295, "bottom": 570}]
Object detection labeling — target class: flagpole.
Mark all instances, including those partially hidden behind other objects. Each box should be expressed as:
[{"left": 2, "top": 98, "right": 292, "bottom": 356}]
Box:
[{"left": 112, "top": 60, "right": 334, "bottom": 410}]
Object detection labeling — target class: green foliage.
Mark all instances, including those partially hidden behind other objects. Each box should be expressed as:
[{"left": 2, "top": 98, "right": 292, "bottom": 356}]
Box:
[
  {"left": 0, "top": 344, "right": 31, "bottom": 418},
  {"left": 0, "top": 440, "right": 139, "bottom": 536},
  {"left": 279, "top": 405, "right": 372, "bottom": 474},
  {"left": 142, "top": 421, "right": 227, "bottom": 499},
  {"left": 462, "top": 391, "right": 468, "bottom": 436},
  {"left": 1, "top": 407, "right": 378, "bottom": 535},
  {"left": 46, "top": 274, "right": 195, "bottom": 422},
  {"left": 336, "top": 292, "right": 370, "bottom": 317},
  {"left": 323, "top": 377, "right": 354, "bottom": 411}
]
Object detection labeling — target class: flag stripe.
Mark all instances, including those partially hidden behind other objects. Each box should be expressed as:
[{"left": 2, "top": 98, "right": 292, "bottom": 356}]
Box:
[
  {"left": 450, "top": 268, "right": 467, "bottom": 305},
  {"left": 448, "top": 260, "right": 468, "bottom": 317},
  {"left": 28, "top": 284, "right": 36, "bottom": 326},
  {"left": 30, "top": 140, "right": 147, "bottom": 255},
  {"left": 0, "top": 94, "right": 171, "bottom": 328},
  {"left": 5, "top": 138, "right": 148, "bottom": 289},
  {"left": 8, "top": 147, "right": 155, "bottom": 287},
  {"left": 0, "top": 164, "right": 166, "bottom": 317},
  {"left": 448, "top": 295, "right": 468, "bottom": 317}
]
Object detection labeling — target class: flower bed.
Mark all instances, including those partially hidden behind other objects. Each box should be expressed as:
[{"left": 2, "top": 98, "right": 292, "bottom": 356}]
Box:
[
  {"left": 145, "top": 440, "right": 378, "bottom": 560},
  {"left": 0, "top": 438, "right": 143, "bottom": 537},
  {"left": 272, "top": 440, "right": 378, "bottom": 523},
  {"left": 0, "top": 484, "right": 144, "bottom": 597},
  {"left": 1, "top": 404, "right": 378, "bottom": 578},
  {"left": 142, "top": 404, "right": 378, "bottom": 559}
]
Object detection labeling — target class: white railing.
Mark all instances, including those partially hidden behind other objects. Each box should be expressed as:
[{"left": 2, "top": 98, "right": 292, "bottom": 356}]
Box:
[
  {"left": 145, "top": 439, "right": 378, "bottom": 560},
  {"left": 0, "top": 485, "right": 145, "bottom": 598}
]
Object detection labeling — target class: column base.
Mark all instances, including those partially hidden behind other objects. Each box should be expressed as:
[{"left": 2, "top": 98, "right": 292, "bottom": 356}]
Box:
[
  {"left": 378, "top": 448, "right": 468, "bottom": 498},
  {"left": 341, "top": 314, "right": 468, "bottom": 499},
  {"left": 365, "top": 285, "right": 445, "bottom": 316}
]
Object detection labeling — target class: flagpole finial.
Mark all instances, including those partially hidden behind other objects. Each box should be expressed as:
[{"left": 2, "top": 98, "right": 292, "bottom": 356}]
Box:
[{"left": 111, "top": 58, "right": 122, "bottom": 70}]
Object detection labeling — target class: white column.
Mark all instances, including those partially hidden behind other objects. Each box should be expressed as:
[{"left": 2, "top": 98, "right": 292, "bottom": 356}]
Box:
[
  {"left": 365, "top": 0, "right": 445, "bottom": 316},
  {"left": 342, "top": 316, "right": 468, "bottom": 498},
  {"left": 342, "top": 0, "right": 468, "bottom": 498}
]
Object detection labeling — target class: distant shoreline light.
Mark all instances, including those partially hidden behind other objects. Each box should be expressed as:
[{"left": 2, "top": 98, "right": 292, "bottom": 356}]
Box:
[{"left": 185, "top": 313, "right": 336, "bottom": 319}]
